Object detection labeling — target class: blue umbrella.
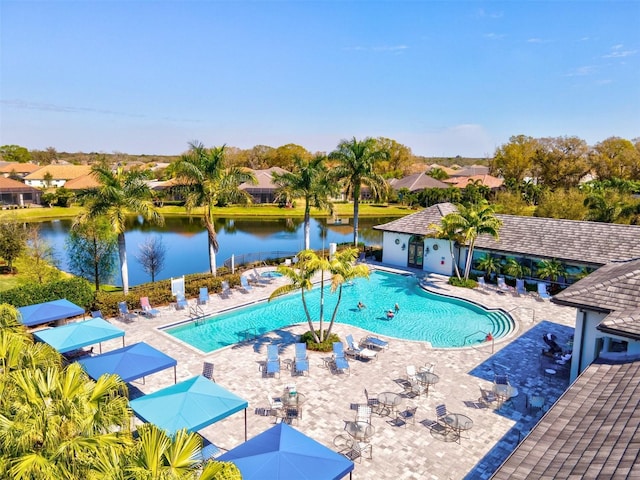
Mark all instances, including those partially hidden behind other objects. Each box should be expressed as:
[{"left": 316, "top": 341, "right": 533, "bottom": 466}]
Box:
[{"left": 218, "top": 423, "right": 354, "bottom": 480}]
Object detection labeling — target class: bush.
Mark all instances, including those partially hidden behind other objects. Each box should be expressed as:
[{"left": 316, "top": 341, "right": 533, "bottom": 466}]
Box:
[
  {"left": 448, "top": 277, "right": 477, "bottom": 289},
  {"left": 0, "top": 277, "right": 94, "bottom": 309},
  {"left": 300, "top": 330, "right": 341, "bottom": 352}
]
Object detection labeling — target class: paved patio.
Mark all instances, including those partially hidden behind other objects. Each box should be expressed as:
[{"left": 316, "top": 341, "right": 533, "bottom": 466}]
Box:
[{"left": 96, "top": 267, "right": 576, "bottom": 480}]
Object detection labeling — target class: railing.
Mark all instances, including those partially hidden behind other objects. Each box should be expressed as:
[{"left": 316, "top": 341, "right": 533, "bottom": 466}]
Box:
[
  {"left": 222, "top": 251, "right": 298, "bottom": 270},
  {"left": 189, "top": 303, "right": 205, "bottom": 320},
  {"left": 508, "top": 306, "right": 536, "bottom": 324},
  {"left": 238, "top": 328, "right": 258, "bottom": 343},
  {"left": 464, "top": 330, "right": 494, "bottom": 354}
]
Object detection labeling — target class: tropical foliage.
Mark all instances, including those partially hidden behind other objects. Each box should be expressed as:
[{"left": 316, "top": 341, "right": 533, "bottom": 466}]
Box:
[
  {"left": 173, "top": 142, "right": 256, "bottom": 276},
  {"left": 79, "top": 160, "right": 164, "bottom": 294},
  {"left": 272, "top": 155, "right": 335, "bottom": 250},
  {"left": 329, "top": 137, "right": 388, "bottom": 246},
  {"left": 269, "top": 248, "right": 369, "bottom": 343}
]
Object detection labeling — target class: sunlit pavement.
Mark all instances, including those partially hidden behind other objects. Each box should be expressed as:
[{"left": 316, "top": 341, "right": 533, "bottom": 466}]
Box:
[{"left": 99, "top": 267, "right": 576, "bottom": 480}]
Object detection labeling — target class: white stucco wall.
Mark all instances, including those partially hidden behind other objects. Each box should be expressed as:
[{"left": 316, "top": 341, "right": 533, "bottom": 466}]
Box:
[{"left": 381, "top": 233, "right": 455, "bottom": 276}]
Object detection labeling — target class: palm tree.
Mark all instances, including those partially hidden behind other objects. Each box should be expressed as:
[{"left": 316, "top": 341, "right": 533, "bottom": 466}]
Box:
[
  {"left": 503, "top": 257, "right": 531, "bottom": 279},
  {"left": 442, "top": 202, "right": 503, "bottom": 280},
  {"left": 80, "top": 160, "right": 163, "bottom": 294},
  {"left": 536, "top": 258, "right": 566, "bottom": 285},
  {"left": 428, "top": 216, "right": 464, "bottom": 279},
  {"left": 329, "top": 137, "right": 388, "bottom": 246},
  {"left": 269, "top": 248, "right": 368, "bottom": 343},
  {"left": 476, "top": 254, "right": 502, "bottom": 281},
  {"left": 272, "top": 155, "right": 335, "bottom": 250},
  {"left": 173, "top": 142, "right": 256, "bottom": 276}
]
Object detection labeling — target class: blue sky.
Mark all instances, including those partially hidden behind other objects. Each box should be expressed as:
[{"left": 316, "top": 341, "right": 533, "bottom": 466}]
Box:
[{"left": 1, "top": 1, "right": 638, "bottom": 158}]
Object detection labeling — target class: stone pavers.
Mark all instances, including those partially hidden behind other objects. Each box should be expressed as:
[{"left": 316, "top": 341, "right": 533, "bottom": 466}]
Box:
[{"left": 98, "top": 268, "right": 576, "bottom": 480}]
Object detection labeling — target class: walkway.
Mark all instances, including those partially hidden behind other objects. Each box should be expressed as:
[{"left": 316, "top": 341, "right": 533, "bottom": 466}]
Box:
[{"left": 97, "top": 268, "right": 576, "bottom": 480}]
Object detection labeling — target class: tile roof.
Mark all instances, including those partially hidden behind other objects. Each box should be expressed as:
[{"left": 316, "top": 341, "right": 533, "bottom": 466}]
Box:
[
  {"left": 491, "top": 358, "right": 640, "bottom": 480},
  {"left": 0, "top": 162, "right": 40, "bottom": 174},
  {"left": 442, "top": 174, "right": 504, "bottom": 189},
  {"left": 375, "top": 203, "right": 640, "bottom": 266},
  {"left": 449, "top": 165, "right": 490, "bottom": 177},
  {"left": 63, "top": 174, "right": 101, "bottom": 190},
  {"left": 0, "top": 176, "right": 41, "bottom": 192},
  {"left": 240, "top": 167, "right": 289, "bottom": 190},
  {"left": 24, "top": 165, "right": 91, "bottom": 180},
  {"left": 389, "top": 173, "right": 450, "bottom": 191}
]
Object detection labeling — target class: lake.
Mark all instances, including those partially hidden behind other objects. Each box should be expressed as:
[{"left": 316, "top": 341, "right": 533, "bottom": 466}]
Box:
[{"left": 37, "top": 216, "right": 395, "bottom": 287}]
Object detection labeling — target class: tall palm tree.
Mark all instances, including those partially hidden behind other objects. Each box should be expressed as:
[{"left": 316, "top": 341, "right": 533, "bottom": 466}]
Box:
[
  {"left": 272, "top": 154, "right": 335, "bottom": 250},
  {"left": 269, "top": 248, "right": 368, "bottom": 343},
  {"left": 80, "top": 161, "right": 163, "bottom": 294},
  {"left": 442, "top": 202, "right": 503, "bottom": 280},
  {"left": 173, "top": 142, "right": 256, "bottom": 276},
  {"left": 329, "top": 137, "right": 388, "bottom": 246},
  {"left": 428, "top": 216, "right": 464, "bottom": 280}
]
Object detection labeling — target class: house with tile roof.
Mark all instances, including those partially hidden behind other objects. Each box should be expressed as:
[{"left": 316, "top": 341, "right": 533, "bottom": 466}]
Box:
[
  {"left": 442, "top": 173, "right": 504, "bottom": 190},
  {"left": 0, "top": 162, "right": 41, "bottom": 178},
  {"left": 240, "top": 167, "right": 289, "bottom": 204},
  {"left": 23, "top": 165, "right": 92, "bottom": 188},
  {"left": 0, "top": 177, "right": 42, "bottom": 206},
  {"left": 388, "top": 172, "right": 450, "bottom": 192},
  {"left": 63, "top": 173, "right": 101, "bottom": 191},
  {"left": 374, "top": 203, "right": 640, "bottom": 281},
  {"left": 491, "top": 258, "right": 640, "bottom": 479}
]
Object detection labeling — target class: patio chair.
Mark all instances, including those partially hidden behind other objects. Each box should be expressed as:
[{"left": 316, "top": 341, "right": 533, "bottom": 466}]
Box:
[
  {"left": 118, "top": 302, "right": 136, "bottom": 322},
  {"left": 345, "top": 334, "right": 377, "bottom": 361},
  {"left": 497, "top": 276, "right": 510, "bottom": 292},
  {"left": 360, "top": 335, "right": 389, "bottom": 351},
  {"left": 419, "top": 362, "right": 436, "bottom": 373},
  {"left": 435, "top": 404, "right": 453, "bottom": 432},
  {"left": 198, "top": 287, "right": 210, "bottom": 305},
  {"left": 355, "top": 405, "right": 372, "bottom": 424},
  {"left": 202, "top": 361, "right": 215, "bottom": 381},
  {"left": 91, "top": 310, "right": 103, "bottom": 319},
  {"left": 334, "top": 435, "right": 372, "bottom": 463},
  {"left": 174, "top": 293, "right": 188, "bottom": 310},
  {"left": 538, "top": 282, "right": 552, "bottom": 300},
  {"left": 364, "top": 388, "right": 380, "bottom": 413},
  {"left": 278, "top": 406, "right": 300, "bottom": 425},
  {"left": 477, "top": 277, "right": 488, "bottom": 291},
  {"left": 220, "top": 281, "right": 232, "bottom": 298},
  {"left": 394, "top": 405, "right": 418, "bottom": 427},
  {"left": 265, "top": 344, "right": 280, "bottom": 378},
  {"left": 406, "top": 365, "right": 417, "bottom": 382},
  {"left": 239, "top": 275, "right": 253, "bottom": 292},
  {"left": 332, "top": 342, "right": 350, "bottom": 375},
  {"left": 140, "top": 297, "right": 160, "bottom": 318},
  {"left": 253, "top": 268, "right": 271, "bottom": 284},
  {"left": 515, "top": 279, "right": 526, "bottom": 296},
  {"left": 197, "top": 435, "right": 223, "bottom": 463},
  {"left": 479, "top": 387, "right": 497, "bottom": 408},
  {"left": 293, "top": 343, "right": 309, "bottom": 376}
]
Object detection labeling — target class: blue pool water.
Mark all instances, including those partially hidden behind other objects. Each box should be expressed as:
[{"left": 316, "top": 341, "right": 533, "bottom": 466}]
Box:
[{"left": 165, "top": 271, "right": 513, "bottom": 352}]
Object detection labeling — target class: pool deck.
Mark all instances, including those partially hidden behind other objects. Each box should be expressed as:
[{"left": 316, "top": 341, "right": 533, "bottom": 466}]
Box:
[{"left": 96, "top": 267, "right": 576, "bottom": 480}]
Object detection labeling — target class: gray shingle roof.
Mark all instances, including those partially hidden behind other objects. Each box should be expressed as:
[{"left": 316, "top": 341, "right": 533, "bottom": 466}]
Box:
[
  {"left": 491, "top": 358, "right": 640, "bottom": 480},
  {"left": 375, "top": 203, "right": 640, "bottom": 266},
  {"left": 389, "top": 173, "right": 450, "bottom": 192}
]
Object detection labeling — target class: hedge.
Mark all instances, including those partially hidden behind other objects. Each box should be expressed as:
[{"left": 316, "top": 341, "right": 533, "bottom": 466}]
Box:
[{"left": 0, "top": 277, "right": 94, "bottom": 310}]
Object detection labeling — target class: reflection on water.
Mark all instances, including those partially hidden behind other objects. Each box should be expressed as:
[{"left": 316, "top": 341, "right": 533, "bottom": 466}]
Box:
[{"left": 36, "top": 216, "right": 393, "bottom": 287}]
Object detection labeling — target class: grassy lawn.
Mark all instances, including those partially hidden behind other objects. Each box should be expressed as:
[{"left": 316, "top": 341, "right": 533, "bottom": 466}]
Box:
[{"left": 0, "top": 203, "right": 416, "bottom": 222}]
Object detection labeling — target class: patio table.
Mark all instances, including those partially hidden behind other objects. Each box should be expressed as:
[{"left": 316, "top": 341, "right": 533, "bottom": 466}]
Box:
[
  {"left": 444, "top": 413, "right": 473, "bottom": 444},
  {"left": 416, "top": 371, "right": 439, "bottom": 396},
  {"left": 344, "top": 421, "right": 375, "bottom": 442},
  {"left": 377, "top": 391, "right": 402, "bottom": 416}
]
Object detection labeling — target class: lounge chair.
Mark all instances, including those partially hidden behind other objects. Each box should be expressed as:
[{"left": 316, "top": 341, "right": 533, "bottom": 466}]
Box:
[
  {"left": 293, "top": 342, "right": 309, "bottom": 376},
  {"left": 253, "top": 268, "right": 270, "bottom": 284},
  {"left": 359, "top": 335, "right": 389, "bottom": 352},
  {"left": 345, "top": 334, "right": 377, "bottom": 361},
  {"left": 140, "top": 297, "right": 160, "bottom": 318},
  {"left": 91, "top": 310, "right": 103, "bottom": 319},
  {"left": 515, "top": 279, "right": 526, "bottom": 296},
  {"left": 198, "top": 435, "right": 223, "bottom": 462},
  {"left": 240, "top": 275, "right": 253, "bottom": 292},
  {"left": 198, "top": 287, "right": 210, "bottom": 305},
  {"left": 202, "top": 361, "right": 215, "bottom": 381},
  {"left": 265, "top": 344, "right": 280, "bottom": 378},
  {"left": 332, "top": 342, "right": 350, "bottom": 375},
  {"left": 538, "top": 282, "right": 552, "bottom": 300},
  {"left": 174, "top": 293, "right": 188, "bottom": 310},
  {"left": 220, "top": 281, "right": 232, "bottom": 298},
  {"left": 118, "top": 302, "right": 136, "bottom": 321},
  {"left": 497, "top": 276, "right": 510, "bottom": 292},
  {"left": 477, "top": 277, "right": 489, "bottom": 291},
  {"left": 282, "top": 258, "right": 292, "bottom": 267}
]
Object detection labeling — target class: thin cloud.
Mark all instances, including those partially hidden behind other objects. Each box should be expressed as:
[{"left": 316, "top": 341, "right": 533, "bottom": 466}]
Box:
[
  {"left": 483, "top": 33, "right": 505, "bottom": 40},
  {"left": 476, "top": 8, "right": 503, "bottom": 19},
  {"left": 603, "top": 44, "right": 636, "bottom": 58},
  {"left": 527, "top": 38, "right": 552, "bottom": 44},
  {"left": 563, "top": 65, "right": 598, "bottom": 77}
]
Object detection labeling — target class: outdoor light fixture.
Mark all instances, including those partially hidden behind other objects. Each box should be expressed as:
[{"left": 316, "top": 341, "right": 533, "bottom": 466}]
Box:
[
  {"left": 401, "top": 243, "right": 406, "bottom": 251},
  {"left": 425, "top": 246, "right": 430, "bottom": 254}
]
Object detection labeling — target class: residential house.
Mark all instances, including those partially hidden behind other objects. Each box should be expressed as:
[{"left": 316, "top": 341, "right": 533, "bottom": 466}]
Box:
[
  {"left": 388, "top": 173, "right": 450, "bottom": 193},
  {"left": 240, "top": 167, "right": 289, "bottom": 204},
  {"left": 23, "top": 165, "right": 92, "bottom": 188},
  {"left": 0, "top": 162, "right": 41, "bottom": 179},
  {"left": 0, "top": 176, "right": 42, "bottom": 206}
]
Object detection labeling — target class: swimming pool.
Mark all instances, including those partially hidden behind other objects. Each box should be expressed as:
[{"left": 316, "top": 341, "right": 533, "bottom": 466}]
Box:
[{"left": 164, "top": 271, "right": 513, "bottom": 352}]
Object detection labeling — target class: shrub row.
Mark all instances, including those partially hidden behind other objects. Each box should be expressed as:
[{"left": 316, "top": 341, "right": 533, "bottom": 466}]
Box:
[{"left": 0, "top": 277, "right": 94, "bottom": 309}]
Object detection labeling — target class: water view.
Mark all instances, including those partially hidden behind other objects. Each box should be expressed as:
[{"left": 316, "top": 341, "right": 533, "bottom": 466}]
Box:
[{"left": 37, "top": 216, "right": 393, "bottom": 287}]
